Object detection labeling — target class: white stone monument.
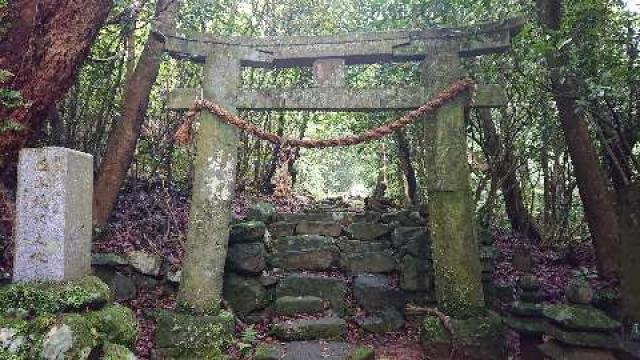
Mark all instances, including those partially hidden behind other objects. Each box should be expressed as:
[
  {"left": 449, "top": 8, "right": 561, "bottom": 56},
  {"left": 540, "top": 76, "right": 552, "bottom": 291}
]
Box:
[{"left": 13, "top": 147, "right": 93, "bottom": 282}]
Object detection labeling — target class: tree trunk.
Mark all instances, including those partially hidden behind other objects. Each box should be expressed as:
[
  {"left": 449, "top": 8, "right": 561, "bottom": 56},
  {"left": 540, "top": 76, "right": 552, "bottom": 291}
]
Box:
[
  {"left": 394, "top": 129, "right": 419, "bottom": 205},
  {"left": 478, "top": 108, "right": 541, "bottom": 241},
  {"left": 536, "top": 0, "right": 620, "bottom": 278},
  {"left": 260, "top": 113, "right": 285, "bottom": 195},
  {"left": 92, "top": 0, "right": 180, "bottom": 227},
  {"left": 0, "top": 0, "right": 113, "bottom": 187}
]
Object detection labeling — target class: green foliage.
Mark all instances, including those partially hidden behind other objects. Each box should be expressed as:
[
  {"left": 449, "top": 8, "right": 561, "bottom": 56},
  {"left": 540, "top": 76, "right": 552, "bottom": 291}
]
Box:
[
  {"left": 53, "top": 0, "right": 639, "bottom": 246},
  {"left": 0, "top": 276, "right": 110, "bottom": 316},
  {"left": 0, "top": 69, "right": 26, "bottom": 134}
]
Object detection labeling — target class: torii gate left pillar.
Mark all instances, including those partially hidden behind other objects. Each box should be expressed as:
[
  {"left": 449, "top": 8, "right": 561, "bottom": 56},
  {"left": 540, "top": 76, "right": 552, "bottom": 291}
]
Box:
[{"left": 177, "top": 46, "right": 241, "bottom": 313}]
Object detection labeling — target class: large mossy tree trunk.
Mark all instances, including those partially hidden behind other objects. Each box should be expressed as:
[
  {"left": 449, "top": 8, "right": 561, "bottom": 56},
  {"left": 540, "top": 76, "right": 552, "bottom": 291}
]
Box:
[
  {"left": 92, "top": 0, "right": 180, "bottom": 228},
  {"left": 177, "top": 47, "right": 240, "bottom": 314},
  {"left": 536, "top": 0, "right": 620, "bottom": 278},
  {"left": 0, "top": 0, "right": 113, "bottom": 188}
]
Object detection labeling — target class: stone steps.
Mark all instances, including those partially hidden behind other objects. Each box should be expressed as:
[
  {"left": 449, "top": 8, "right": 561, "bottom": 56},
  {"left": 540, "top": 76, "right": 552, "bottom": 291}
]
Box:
[
  {"left": 273, "top": 296, "right": 326, "bottom": 315},
  {"left": 271, "top": 315, "right": 347, "bottom": 341},
  {"left": 275, "top": 273, "right": 348, "bottom": 316},
  {"left": 256, "top": 341, "right": 375, "bottom": 360}
]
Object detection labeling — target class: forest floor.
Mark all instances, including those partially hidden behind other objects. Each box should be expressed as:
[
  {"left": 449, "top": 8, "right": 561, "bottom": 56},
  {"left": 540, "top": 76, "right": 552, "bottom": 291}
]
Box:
[{"left": 0, "top": 181, "right": 618, "bottom": 359}]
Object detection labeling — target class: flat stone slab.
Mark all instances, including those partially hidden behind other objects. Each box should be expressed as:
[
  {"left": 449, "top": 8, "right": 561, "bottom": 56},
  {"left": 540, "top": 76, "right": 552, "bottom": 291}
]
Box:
[
  {"left": 336, "top": 240, "right": 389, "bottom": 254},
  {"left": 355, "top": 308, "right": 405, "bottom": 334},
  {"left": 399, "top": 255, "right": 433, "bottom": 291},
  {"left": 277, "top": 249, "right": 339, "bottom": 271},
  {"left": 227, "top": 242, "right": 267, "bottom": 274},
  {"left": 341, "top": 251, "right": 396, "bottom": 273},
  {"left": 538, "top": 340, "right": 616, "bottom": 360},
  {"left": 273, "top": 235, "right": 335, "bottom": 252},
  {"left": 346, "top": 222, "right": 390, "bottom": 241},
  {"left": 276, "top": 274, "right": 348, "bottom": 315},
  {"left": 296, "top": 221, "right": 342, "bottom": 237},
  {"left": 542, "top": 304, "right": 621, "bottom": 332},
  {"left": 230, "top": 221, "right": 267, "bottom": 244},
  {"left": 268, "top": 222, "right": 296, "bottom": 238},
  {"left": 280, "top": 341, "right": 355, "bottom": 360},
  {"left": 353, "top": 274, "right": 404, "bottom": 311},
  {"left": 274, "top": 296, "right": 324, "bottom": 315},
  {"left": 284, "top": 341, "right": 363, "bottom": 360},
  {"left": 272, "top": 316, "right": 346, "bottom": 341}
]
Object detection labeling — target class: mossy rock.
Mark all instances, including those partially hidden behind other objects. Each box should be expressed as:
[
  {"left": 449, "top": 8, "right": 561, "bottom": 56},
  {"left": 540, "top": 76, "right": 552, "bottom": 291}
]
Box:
[
  {"left": 229, "top": 221, "right": 267, "bottom": 244},
  {"left": 248, "top": 203, "right": 276, "bottom": 223},
  {"left": 0, "top": 303, "right": 136, "bottom": 359},
  {"left": 511, "top": 301, "right": 545, "bottom": 317},
  {"left": 88, "top": 304, "right": 137, "bottom": 347},
  {"left": 254, "top": 344, "right": 280, "bottom": 360},
  {"left": 542, "top": 304, "right": 621, "bottom": 332},
  {"left": 421, "top": 312, "right": 507, "bottom": 360},
  {"left": 0, "top": 276, "right": 110, "bottom": 316},
  {"left": 271, "top": 316, "right": 346, "bottom": 341},
  {"left": 153, "top": 309, "right": 233, "bottom": 358},
  {"left": 102, "top": 343, "right": 137, "bottom": 360},
  {"left": 347, "top": 346, "right": 375, "bottom": 360},
  {"left": 273, "top": 296, "right": 323, "bottom": 315},
  {"left": 41, "top": 314, "right": 98, "bottom": 359}
]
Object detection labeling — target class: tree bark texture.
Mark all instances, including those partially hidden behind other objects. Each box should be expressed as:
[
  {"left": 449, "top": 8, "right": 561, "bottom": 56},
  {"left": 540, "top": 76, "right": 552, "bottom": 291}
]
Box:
[
  {"left": 92, "top": 0, "right": 179, "bottom": 227},
  {"left": 477, "top": 108, "right": 541, "bottom": 241},
  {"left": 536, "top": 0, "right": 620, "bottom": 278},
  {"left": 0, "top": 0, "right": 113, "bottom": 187},
  {"left": 394, "top": 129, "right": 419, "bottom": 205}
]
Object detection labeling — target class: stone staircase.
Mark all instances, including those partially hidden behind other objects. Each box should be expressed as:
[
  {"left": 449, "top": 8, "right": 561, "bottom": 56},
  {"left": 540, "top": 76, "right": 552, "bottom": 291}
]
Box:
[{"left": 253, "top": 207, "right": 430, "bottom": 358}]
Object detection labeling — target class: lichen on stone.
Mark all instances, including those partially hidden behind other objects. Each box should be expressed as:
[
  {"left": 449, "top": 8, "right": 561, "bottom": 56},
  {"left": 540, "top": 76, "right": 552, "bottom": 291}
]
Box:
[{"left": 0, "top": 276, "right": 110, "bottom": 316}]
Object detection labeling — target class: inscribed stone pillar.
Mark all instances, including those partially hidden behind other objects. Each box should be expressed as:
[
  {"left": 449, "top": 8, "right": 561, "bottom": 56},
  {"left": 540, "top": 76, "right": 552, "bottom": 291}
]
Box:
[
  {"left": 422, "top": 42, "right": 485, "bottom": 317},
  {"left": 178, "top": 46, "right": 241, "bottom": 314},
  {"left": 13, "top": 147, "right": 93, "bottom": 282}
]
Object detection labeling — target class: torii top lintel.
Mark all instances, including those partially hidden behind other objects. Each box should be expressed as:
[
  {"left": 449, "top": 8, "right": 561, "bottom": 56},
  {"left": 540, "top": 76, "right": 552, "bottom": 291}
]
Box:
[{"left": 158, "top": 18, "right": 523, "bottom": 67}]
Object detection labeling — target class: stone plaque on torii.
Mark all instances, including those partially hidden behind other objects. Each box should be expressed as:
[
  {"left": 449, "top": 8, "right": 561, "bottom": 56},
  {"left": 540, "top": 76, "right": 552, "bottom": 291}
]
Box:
[{"left": 160, "top": 19, "right": 521, "bottom": 317}]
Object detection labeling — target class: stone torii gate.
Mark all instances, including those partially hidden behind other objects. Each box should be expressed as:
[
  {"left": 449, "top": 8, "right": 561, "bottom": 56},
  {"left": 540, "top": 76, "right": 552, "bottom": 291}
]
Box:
[{"left": 162, "top": 19, "right": 520, "bottom": 318}]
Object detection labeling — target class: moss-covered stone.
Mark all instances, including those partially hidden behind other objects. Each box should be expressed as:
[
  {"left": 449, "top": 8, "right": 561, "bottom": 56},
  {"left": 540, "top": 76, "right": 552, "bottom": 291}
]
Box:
[
  {"left": 542, "top": 304, "right": 621, "bottom": 332},
  {"left": 275, "top": 274, "right": 348, "bottom": 316},
  {"left": 421, "top": 311, "right": 507, "bottom": 360},
  {"left": 0, "top": 302, "right": 136, "bottom": 360},
  {"left": 42, "top": 314, "right": 97, "bottom": 359},
  {"left": 102, "top": 343, "right": 137, "bottom": 360},
  {"left": 254, "top": 344, "right": 280, "bottom": 360},
  {"left": 88, "top": 304, "right": 137, "bottom": 347},
  {"left": 273, "top": 296, "right": 323, "bottom": 315},
  {"left": 271, "top": 316, "right": 346, "bottom": 341},
  {"left": 91, "top": 253, "right": 129, "bottom": 267},
  {"left": 153, "top": 309, "right": 233, "bottom": 359},
  {"left": 229, "top": 221, "right": 266, "bottom": 244},
  {"left": 347, "top": 346, "right": 375, "bottom": 360},
  {"left": 511, "top": 301, "right": 545, "bottom": 317},
  {"left": 248, "top": 203, "right": 275, "bottom": 223},
  {"left": 0, "top": 276, "right": 110, "bottom": 316},
  {"left": 223, "top": 274, "right": 268, "bottom": 314}
]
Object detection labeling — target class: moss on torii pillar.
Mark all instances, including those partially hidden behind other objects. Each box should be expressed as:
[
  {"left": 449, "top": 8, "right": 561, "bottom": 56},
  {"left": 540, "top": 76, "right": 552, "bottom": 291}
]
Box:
[
  {"left": 177, "top": 46, "right": 241, "bottom": 314},
  {"left": 422, "top": 40, "right": 485, "bottom": 318}
]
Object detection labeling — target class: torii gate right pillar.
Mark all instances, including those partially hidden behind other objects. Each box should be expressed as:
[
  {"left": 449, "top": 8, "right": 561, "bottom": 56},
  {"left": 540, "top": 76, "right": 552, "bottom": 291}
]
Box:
[{"left": 423, "top": 41, "right": 484, "bottom": 318}]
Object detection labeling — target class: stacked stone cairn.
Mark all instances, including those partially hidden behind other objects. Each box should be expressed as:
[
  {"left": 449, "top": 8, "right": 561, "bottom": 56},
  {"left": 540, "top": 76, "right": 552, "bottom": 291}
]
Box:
[{"left": 506, "top": 275, "right": 631, "bottom": 359}]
